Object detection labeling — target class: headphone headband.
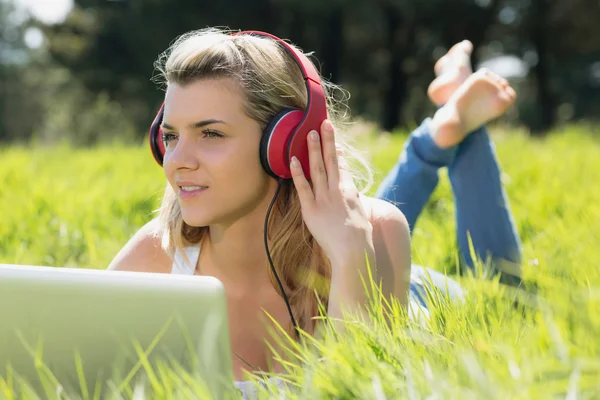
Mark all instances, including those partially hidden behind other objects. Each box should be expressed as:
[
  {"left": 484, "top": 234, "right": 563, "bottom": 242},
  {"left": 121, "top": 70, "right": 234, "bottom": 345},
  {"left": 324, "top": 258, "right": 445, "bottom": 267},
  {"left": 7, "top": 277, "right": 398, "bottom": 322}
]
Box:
[{"left": 231, "top": 30, "right": 322, "bottom": 87}]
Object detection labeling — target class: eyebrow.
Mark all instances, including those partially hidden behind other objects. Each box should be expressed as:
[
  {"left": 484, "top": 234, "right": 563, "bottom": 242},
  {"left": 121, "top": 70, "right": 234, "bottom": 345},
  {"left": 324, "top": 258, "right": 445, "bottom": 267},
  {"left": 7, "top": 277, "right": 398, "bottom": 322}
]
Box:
[{"left": 161, "top": 119, "right": 228, "bottom": 130}]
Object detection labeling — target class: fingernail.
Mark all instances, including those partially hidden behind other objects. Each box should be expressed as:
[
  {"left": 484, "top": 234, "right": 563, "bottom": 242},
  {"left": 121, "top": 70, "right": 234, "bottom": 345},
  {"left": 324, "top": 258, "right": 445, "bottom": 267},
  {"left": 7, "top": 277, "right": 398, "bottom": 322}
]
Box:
[
  {"left": 309, "top": 131, "right": 319, "bottom": 141},
  {"left": 291, "top": 156, "right": 299, "bottom": 167},
  {"left": 324, "top": 120, "right": 333, "bottom": 132}
]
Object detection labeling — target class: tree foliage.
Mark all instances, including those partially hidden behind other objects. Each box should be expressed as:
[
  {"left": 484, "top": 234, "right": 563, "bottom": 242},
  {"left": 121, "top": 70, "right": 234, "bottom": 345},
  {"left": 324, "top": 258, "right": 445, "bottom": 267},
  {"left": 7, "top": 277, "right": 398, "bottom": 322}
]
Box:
[{"left": 2, "top": 0, "right": 600, "bottom": 143}]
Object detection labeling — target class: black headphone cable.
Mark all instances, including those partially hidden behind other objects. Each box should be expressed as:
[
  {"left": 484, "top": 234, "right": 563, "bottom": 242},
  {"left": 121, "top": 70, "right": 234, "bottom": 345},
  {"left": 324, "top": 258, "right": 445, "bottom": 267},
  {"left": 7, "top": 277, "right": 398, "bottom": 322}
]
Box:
[{"left": 264, "top": 177, "right": 301, "bottom": 342}]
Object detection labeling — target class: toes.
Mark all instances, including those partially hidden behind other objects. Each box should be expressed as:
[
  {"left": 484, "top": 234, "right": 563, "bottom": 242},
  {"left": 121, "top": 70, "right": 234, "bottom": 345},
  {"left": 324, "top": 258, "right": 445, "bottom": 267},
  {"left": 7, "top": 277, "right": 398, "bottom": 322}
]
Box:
[
  {"left": 458, "top": 40, "right": 473, "bottom": 55},
  {"left": 435, "top": 40, "right": 474, "bottom": 76},
  {"left": 434, "top": 55, "right": 449, "bottom": 75},
  {"left": 492, "top": 73, "right": 509, "bottom": 88},
  {"left": 473, "top": 68, "right": 492, "bottom": 81},
  {"left": 470, "top": 68, "right": 518, "bottom": 104},
  {"left": 448, "top": 40, "right": 473, "bottom": 56},
  {"left": 499, "top": 86, "right": 517, "bottom": 106},
  {"left": 478, "top": 67, "right": 492, "bottom": 76},
  {"left": 496, "top": 75, "right": 509, "bottom": 87},
  {"left": 505, "top": 86, "right": 517, "bottom": 101},
  {"left": 471, "top": 68, "right": 495, "bottom": 86},
  {"left": 476, "top": 68, "right": 509, "bottom": 89}
]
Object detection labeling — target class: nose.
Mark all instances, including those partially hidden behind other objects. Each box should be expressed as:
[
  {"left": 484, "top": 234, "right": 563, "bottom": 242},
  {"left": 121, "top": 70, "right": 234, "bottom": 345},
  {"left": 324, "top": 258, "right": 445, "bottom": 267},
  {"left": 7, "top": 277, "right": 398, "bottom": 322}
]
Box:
[{"left": 164, "top": 135, "right": 200, "bottom": 171}]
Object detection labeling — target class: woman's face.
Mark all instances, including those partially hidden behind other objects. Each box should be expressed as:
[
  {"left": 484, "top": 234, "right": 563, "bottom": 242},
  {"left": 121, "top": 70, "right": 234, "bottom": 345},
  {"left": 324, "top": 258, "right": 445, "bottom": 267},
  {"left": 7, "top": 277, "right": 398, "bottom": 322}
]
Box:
[{"left": 161, "top": 78, "right": 276, "bottom": 227}]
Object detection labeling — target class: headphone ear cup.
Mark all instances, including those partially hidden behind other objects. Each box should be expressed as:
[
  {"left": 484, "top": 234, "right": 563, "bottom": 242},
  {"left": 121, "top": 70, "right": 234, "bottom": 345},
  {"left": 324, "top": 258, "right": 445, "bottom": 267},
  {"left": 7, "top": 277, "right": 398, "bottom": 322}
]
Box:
[
  {"left": 149, "top": 103, "right": 166, "bottom": 166},
  {"left": 260, "top": 108, "right": 304, "bottom": 179}
]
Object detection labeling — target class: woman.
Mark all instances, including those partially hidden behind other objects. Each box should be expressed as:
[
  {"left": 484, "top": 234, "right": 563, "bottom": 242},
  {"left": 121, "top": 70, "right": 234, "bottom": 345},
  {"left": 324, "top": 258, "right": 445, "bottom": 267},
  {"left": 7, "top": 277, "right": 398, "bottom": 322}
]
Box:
[{"left": 108, "top": 28, "right": 521, "bottom": 393}]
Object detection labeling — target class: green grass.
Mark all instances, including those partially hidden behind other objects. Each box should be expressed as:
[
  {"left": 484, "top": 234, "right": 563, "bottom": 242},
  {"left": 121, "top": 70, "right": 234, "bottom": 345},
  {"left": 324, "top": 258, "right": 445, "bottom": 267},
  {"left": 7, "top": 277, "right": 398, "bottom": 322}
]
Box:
[{"left": 1, "top": 123, "right": 600, "bottom": 398}]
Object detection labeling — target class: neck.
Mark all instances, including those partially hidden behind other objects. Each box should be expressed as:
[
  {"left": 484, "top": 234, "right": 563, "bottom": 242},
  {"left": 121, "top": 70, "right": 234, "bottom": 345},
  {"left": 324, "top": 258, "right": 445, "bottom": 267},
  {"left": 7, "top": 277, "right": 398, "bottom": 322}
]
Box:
[{"left": 200, "top": 182, "right": 281, "bottom": 292}]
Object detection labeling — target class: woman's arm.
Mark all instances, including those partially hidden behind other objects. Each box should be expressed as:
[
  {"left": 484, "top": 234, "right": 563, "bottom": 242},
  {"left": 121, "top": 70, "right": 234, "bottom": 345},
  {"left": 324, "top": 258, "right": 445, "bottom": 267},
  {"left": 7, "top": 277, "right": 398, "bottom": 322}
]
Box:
[
  {"left": 288, "top": 118, "right": 412, "bottom": 327},
  {"left": 369, "top": 197, "right": 411, "bottom": 306},
  {"left": 327, "top": 197, "right": 411, "bottom": 322}
]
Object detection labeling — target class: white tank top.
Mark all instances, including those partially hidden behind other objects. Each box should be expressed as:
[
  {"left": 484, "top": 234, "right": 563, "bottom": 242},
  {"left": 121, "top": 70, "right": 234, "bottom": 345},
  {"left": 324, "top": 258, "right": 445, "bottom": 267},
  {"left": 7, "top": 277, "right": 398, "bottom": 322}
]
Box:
[
  {"left": 171, "top": 246, "right": 201, "bottom": 275},
  {"left": 171, "top": 246, "right": 286, "bottom": 399}
]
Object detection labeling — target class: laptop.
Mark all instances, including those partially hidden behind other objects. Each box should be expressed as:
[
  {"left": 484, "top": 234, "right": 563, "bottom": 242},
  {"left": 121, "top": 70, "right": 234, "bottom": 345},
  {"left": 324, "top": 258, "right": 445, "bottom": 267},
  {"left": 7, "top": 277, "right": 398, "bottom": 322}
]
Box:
[{"left": 0, "top": 264, "right": 234, "bottom": 398}]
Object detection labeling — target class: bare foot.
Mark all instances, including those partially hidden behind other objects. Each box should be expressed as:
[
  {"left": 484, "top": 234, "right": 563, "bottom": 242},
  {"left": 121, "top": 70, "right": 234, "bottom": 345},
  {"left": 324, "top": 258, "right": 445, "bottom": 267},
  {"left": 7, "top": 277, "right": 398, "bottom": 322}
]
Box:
[
  {"left": 427, "top": 40, "right": 473, "bottom": 106},
  {"left": 430, "top": 68, "right": 516, "bottom": 148}
]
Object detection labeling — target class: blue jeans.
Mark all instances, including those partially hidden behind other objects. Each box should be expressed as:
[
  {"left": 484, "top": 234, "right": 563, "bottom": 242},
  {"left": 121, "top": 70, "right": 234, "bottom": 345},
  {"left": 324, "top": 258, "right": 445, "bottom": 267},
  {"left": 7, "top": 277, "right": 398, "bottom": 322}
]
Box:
[{"left": 375, "top": 119, "right": 523, "bottom": 310}]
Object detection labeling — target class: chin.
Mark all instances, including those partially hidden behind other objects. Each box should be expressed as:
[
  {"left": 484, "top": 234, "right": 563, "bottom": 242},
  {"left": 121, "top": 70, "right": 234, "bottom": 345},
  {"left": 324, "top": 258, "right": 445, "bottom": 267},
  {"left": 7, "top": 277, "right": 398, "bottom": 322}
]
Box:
[
  {"left": 178, "top": 205, "right": 213, "bottom": 227},
  {"left": 181, "top": 213, "right": 212, "bottom": 228}
]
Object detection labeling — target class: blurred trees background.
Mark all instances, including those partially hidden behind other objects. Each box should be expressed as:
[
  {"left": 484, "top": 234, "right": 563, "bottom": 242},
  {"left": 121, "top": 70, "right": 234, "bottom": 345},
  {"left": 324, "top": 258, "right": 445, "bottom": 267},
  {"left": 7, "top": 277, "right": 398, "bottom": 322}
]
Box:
[{"left": 1, "top": 0, "right": 599, "bottom": 145}]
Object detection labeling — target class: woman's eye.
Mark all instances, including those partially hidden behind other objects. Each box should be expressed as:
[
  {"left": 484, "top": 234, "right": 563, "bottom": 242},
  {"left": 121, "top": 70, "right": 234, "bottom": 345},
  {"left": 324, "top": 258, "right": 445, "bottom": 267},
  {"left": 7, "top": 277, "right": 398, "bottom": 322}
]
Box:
[
  {"left": 162, "top": 132, "right": 177, "bottom": 144},
  {"left": 161, "top": 130, "right": 222, "bottom": 146},
  {"left": 203, "top": 129, "right": 223, "bottom": 139}
]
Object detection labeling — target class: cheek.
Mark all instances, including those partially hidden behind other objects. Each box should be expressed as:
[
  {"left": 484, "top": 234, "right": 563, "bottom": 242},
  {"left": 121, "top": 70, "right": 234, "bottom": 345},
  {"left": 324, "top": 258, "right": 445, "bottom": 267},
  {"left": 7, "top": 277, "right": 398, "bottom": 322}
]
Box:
[
  {"left": 162, "top": 159, "right": 176, "bottom": 188},
  {"left": 211, "top": 145, "right": 274, "bottom": 209},
  {"left": 221, "top": 145, "right": 266, "bottom": 187}
]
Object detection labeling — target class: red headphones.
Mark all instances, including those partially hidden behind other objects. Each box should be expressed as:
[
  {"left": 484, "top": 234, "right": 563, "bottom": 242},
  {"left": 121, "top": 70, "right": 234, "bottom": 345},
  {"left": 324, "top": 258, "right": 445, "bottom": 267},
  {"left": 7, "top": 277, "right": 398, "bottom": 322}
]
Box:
[{"left": 148, "top": 30, "right": 327, "bottom": 180}]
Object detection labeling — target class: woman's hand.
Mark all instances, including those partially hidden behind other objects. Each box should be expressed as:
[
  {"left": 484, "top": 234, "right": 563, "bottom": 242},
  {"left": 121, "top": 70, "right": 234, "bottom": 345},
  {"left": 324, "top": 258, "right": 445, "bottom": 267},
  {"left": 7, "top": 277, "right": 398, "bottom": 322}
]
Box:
[{"left": 290, "top": 119, "right": 374, "bottom": 267}]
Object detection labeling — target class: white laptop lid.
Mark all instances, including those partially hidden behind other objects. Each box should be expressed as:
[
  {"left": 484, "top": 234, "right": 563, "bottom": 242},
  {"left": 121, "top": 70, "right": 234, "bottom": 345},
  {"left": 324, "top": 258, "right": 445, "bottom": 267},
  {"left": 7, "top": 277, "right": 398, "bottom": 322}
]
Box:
[{"left": 0, "top": 264, "right": 233, "bottom": 397}]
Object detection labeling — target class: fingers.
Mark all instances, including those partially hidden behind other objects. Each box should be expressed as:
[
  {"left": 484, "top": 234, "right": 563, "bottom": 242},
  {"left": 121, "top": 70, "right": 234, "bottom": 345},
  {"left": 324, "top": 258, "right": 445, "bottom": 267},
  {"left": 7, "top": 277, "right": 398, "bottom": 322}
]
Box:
[
  {"left": 307, "top": 119, "right": 341, "bottom": 198},
  {"left": 290, "top": 155, "right": 315, "bottom": 207},
  {"left": 307, "top": 129, "right": 328, "bottom": 198},
  {"left": 320, "top": 120, "right": 340, "bottom": 188},
  {"left": 293, "top": 119, "right": 355, "bottom": 205},
  {"left": 319, "top": 119, "right": 355, "bottom": 191}
]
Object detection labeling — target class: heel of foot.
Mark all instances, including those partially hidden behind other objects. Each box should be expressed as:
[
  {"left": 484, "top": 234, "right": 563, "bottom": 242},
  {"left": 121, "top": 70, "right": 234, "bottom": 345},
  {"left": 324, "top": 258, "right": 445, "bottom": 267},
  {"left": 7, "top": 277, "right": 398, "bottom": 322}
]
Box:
[{"left": 430, "top": 105, "right": 466, "bottom": 149}]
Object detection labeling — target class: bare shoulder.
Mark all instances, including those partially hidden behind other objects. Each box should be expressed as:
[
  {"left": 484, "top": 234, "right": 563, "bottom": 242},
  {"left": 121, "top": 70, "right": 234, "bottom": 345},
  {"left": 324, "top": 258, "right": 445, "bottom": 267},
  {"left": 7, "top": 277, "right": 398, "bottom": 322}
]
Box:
[
  {"left": 363, "top": 195, "right": 411, "bottom": 253},
  {"left": 107, "top": 218, "right": 172, "bottom": 273},
  {"left": 362, "top": 195, "right": 410, "bottom": 231},
  {"left": 361, "top": 195, "right": 411, "bottom": 302}
]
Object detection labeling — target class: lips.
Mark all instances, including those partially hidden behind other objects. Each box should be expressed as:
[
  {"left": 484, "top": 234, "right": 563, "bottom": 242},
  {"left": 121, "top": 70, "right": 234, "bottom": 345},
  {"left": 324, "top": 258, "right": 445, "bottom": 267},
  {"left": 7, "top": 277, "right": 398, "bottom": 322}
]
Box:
[
  {"left": 174, "top": 180, "right": 209, "bottom": 199},
  {"left": 180, "top": 185, "right": 207, "bottom": 192},
  {"left": 178, "top": 186, "right": 208, "bottom": 200}
]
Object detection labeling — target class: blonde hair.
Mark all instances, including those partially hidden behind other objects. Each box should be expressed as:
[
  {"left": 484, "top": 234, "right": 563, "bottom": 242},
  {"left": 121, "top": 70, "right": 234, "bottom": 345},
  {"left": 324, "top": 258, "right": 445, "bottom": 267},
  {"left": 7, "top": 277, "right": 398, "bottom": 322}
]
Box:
[{"left": 153, "top": 27, "right": 374, "bottom": 335}]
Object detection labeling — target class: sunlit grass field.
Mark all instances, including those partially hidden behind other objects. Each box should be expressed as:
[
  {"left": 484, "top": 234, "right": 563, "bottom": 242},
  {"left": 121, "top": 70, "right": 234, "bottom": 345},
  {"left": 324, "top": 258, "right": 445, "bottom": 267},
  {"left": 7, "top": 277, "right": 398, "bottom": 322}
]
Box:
[{"left": 1, "top": 123, "right": 600, "bottom": 398}]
